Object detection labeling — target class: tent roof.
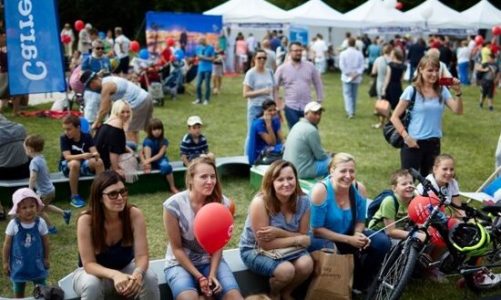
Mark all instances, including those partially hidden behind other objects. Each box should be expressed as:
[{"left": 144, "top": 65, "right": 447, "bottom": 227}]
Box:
[
  {"left": 203, "top": 0, "right": 289, "bottom": 24},
  {"left": 287, "top": 0, "right": 345, "bottom": 27},
  {"left": 343, "top": 0, "right": 420, "bottom": 28},
  {"left": 403, "top": 0, "right": 469, "bottom": 28},
  {"left": 460, "top": 0, "right": 501, "bottom": 29}
]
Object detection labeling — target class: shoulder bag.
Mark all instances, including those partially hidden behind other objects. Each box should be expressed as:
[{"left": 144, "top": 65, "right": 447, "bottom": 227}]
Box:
[{"left": 383, "top": 86, "right": 417, "bottom": 148}]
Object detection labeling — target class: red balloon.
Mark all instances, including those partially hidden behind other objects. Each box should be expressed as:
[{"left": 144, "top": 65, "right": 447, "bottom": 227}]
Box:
[
  {"left": 408, "top": 195, "right": 444, "bottom": 224},
  {"left": 130, "top": 40, "right": 140, "bottom": 53},
  {"left": 427, "top": 227, "right": 446, "bottom": 249},
  {"left": 395, "top": 2, "right": 404, "bottom": 10},
  {"left": 194, "top": 203, "right": 234, "bottom": 254},
  {"left": 493, "top": 26, "right": 501, "bottom": 36},
  {"left": 74, "top": 20, "right": 84, "bottom": 32},
  {"left": 61, "top": 34, "right": 71, "bottom": 44},
  {"left": 166, "top": 38, "right": 175, "bottom": 47},
  {"left": 475, "top": 35, "right": 484, "bottom": 46}
]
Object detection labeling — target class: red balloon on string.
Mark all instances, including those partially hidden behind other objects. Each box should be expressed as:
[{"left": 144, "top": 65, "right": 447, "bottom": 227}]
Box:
[
  {"left": 194, "top": 203, "right": 234, "bottom": 254},
  {"left": 61, "top": 34, "right": 71, "bottom": 44},
  {"left": 493, "top": 26, "right": 501, "bottom": 36},
  {"left": 166, "top": 38, "right": 175, "bottom": 47},
  {"left": 130, "top": 40, "right": 140, "bottom": 53},
  {"left": 475, "top": 35, "right": 484, "bottom": 46},
  {"left": 395, "top": 2, "right": 404, "bottom": 10},
  {"left": 74, "top": 20, "right": 84, "bottom": 32}
]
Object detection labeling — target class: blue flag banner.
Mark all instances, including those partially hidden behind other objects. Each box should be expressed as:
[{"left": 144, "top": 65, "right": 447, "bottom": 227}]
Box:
[
  {"left": 146, "top": 12, "right": 222, "bottom": 57},
  {"left": 289, "top": 26, "right": 309, "bottom": 47},
  {"left": 4, "top": 0, "right": 66, "bottom": 95}
]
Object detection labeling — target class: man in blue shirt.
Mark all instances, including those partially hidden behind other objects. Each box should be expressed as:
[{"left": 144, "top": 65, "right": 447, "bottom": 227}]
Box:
[{"left": 193, "top": 36, "right": 215, "bottom": 105}]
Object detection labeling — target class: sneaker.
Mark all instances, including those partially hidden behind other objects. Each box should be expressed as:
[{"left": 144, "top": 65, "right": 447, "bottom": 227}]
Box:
[
  {"left": 474, "top": 270, "right": 501, "bottom": 287},
  {"left": 427, "top": 267, "right": 449, "bottom": 284},
  {"left": 70, "top": 195, "right": 86, "bottom": 208},
  {"left": 203, "top": 100, "right": 209, "bottom": 105},
  {"left": 489, "top": 106, "right": 494, "bottom": 111},
  {"left": 192, "top": 99, "right": 201, "bottom": 104},
  {"left": 63, "top": 210, "right": 72, "bottom": 225},
  {"left": 48, "top": 226, "right": 58, "bottom": 235}
]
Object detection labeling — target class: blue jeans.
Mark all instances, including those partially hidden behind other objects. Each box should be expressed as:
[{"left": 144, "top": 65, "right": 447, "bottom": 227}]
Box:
[
  {"left": 342, "top": 82, "right": 359, "bottom": 117},
  {"left": 284, "top": 105, "right": 304, "bottom": 129},
  {"left": 196, "top": 71, "right": 212, "bottom": 101},
  {"left": 152, "top": 157, "right": 173, "bottom": 175},
  {"left": 240, "top": 247, "right": 310, "bottom": 277},
  {"left": 458, "top": 62, "right": 470, "bottom": 85}
]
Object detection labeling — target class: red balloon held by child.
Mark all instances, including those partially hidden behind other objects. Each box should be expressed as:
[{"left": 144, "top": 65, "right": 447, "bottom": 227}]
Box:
[{"left": 194, "top": 203, "right": 234, "bottom": 254}]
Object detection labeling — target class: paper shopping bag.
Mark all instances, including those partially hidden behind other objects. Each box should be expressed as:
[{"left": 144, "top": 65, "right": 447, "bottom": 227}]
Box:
[{"left": 305, "top": 249, "right": 354, "bottom": 300}]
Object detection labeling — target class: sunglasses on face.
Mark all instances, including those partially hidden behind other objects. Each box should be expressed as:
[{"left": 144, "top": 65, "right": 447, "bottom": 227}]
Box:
[
  {"left": 256, "top": 56, "right": 267, "bottom": 60},
  {"left": 102, "top": 187, "right": 128, "bottom": 200},
  {"left": 95, "top": 47, "right": 104, "bottom": 50}
]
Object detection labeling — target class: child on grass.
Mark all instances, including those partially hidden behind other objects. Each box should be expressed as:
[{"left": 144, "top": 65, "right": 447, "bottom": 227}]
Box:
[
  {"left": 24, "top": 135, "right": 71, "bottom": 234},
  {"left": 2, "top": 188, "right": 50, "bottom": 298},
  {"left": 180, "top": 116, "right": 214, "bottom": 166},
  {"left": 140, "top": 118, "right": 179, "bottom": 193}
]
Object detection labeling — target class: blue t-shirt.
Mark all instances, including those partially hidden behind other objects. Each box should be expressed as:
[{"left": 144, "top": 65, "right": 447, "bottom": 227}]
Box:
[
  {"left": 29, "top": 155, "right": 55, "bottom": 196},
  {"left": 401, "top": 86, "right": 452, "bottom": 140},
  {"left": 180, "top": 133, "right": 209, "bottom": 162},
  {"left": 254, "top": 117, "right": 281, "bottom": 157},
  {"left": 143, "top": 137, "right": 168, "bottom": 158},
  {"left": 196, "top": 45, "right": 214, "bottom": 73},
  {"left": 310, "top": 179, "right": 366, "bottom": 235},
  {"left": 367, "top": 44, "right": 381, "bottom": 64}
]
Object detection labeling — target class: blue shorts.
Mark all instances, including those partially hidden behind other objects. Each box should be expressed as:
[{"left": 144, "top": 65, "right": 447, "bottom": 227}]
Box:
[
  {"left": 240, "top": 247, "right": 309, "bottom": 277},
  {"left": 59, "top": 160, "right": 93, "bottom": 177},
  {"left": 12, "top": 278, "right": 46, "bottom": 294},
  {"left": 164, "top": 260, "right": 239, "bottom": 299}
]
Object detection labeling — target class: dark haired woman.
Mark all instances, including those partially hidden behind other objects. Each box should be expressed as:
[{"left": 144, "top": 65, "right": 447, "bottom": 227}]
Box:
[
  {"left": 240, "top": 160, "right": 312, "bottom": 300},
  {"left": 163, "top": 156, "right": 243, "bottom": 300},
  {"left": 73, "top": 170, "right": 159, "bottom": 299}
]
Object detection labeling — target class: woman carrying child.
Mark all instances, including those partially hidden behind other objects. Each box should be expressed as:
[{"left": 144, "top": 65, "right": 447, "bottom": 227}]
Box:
[
  {"left": 2, "top": 188, "right": 50, "bottom": 298},
  {"left": 140, "top": 118, "right": 179, "bottom": 194}
]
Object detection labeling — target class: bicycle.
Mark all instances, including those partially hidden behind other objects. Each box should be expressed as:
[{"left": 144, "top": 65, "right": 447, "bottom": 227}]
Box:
[{"left": 366, "top": 168, "right": 501, "bottom": 300}]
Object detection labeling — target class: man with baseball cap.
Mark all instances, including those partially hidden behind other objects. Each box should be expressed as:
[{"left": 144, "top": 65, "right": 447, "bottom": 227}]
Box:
[
  {"left": 283, "top": 101, "right": 331, "bottom": 179},
  {"left": 80, "top": 70, "right": 153, "bottom": 145}
]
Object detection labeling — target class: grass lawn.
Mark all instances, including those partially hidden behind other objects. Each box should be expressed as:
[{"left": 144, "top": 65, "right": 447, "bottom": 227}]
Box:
[{"left": 0, "top": 71, "right": 499, "bottom": 299}]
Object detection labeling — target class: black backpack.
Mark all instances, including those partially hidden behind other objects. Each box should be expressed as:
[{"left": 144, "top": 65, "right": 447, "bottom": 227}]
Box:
[{"left": 366, "top": 190, "right": 399, "bottom": 225}]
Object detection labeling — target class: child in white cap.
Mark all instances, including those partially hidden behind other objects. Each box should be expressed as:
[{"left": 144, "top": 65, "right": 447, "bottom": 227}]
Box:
[
  {"left": 180, "top": 116, "right": 214, "bottom": 166},
  {"left": 2, "top": 188, "right": 50, "bottom": 298}
]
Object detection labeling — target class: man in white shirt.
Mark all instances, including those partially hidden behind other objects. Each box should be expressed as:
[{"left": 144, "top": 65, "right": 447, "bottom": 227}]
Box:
[
  {"left": 113, "top": 27, "right": 131, "bottom": 76},
  {"left": 311, "top": 34, "right": 328, "bottom": 74},
  {"left": 339, "top": 37, "right": 364, "bottom": 119},
  {"left": 246, "top": 33, "right": 257, "bottom": 57}
]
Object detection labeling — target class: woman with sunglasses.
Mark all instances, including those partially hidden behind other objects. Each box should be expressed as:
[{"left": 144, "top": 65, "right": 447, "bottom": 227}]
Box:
[
  {"left": 243, "top": 49, "right": 276, "bottom": 154},
  {"left": 163, "top": 156, "right": 243, "bottom": 300},
  {"left": 73, "top": 171, "right": 159, "bottom": 299}
]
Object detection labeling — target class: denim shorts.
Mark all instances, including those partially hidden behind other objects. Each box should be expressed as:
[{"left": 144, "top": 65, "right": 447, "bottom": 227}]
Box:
[
  {"left": 240, "top": 247, "right": 309, "bottom": 277},
  {"left": 59, "top": 159, "right": 93, "bottom": 177},
  {"left": 12, "top": 278, "right": 46, "bottom": 294},
  {"left": 164, "top": 260, "right": 239, "bottom": 299}
]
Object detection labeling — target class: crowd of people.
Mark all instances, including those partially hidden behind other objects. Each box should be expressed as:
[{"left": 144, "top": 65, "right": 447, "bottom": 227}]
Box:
[{"left": 0, "top": 23, "right": 500, "bottom": 299}]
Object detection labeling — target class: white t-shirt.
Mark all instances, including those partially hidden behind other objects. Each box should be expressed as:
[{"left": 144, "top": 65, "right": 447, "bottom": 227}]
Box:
[
  {"left": 416, "top": 174, "right": 459, "bottom": 205},
  {"left": 311, "top": 39, "right": 327, "bottom": 59},
  {"left": 114, "top": 34, "right": 130, "bottom": 59},
  {"left": 5, "top": 218, "right": 49, "bottom": 236}
]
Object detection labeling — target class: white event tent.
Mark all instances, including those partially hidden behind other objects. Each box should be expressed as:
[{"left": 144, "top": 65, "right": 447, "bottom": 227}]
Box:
[
  {"left": 203, "top": 0, "right": 289, "bottom": 24},
  {"left": 460, "top": 0, "right": 501, "bottom": 29},
  {"left": 403, "top": 0, "right": 470, "bottom": 29},
  {"left": 287, "top": 0, "right": 345, "bottom": 27},
  {"left": 342, "top": 0, "right": 421, "bottom": 28}
]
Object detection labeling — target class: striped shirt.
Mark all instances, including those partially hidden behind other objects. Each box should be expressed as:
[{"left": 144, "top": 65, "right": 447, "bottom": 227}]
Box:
[
  {"left": 275, "top": 60, "right": 324, "bottom": 111},
  {"left": 179, "top": 133, "right": 208, "bottom": 162}
]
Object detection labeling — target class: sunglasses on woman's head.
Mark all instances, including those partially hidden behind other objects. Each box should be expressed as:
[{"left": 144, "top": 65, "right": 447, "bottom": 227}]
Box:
[{"left": 103, "top": 187, "right": 128, "bottom": 199}]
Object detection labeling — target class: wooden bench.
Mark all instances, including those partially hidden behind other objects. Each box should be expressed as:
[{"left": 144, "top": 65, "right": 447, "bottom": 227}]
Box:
[
  {"left": 57, "top": 248, "right": 269, "bottom": 300},
  {"left": 0, "top": 156, "right": 249, "bottom": 204}
]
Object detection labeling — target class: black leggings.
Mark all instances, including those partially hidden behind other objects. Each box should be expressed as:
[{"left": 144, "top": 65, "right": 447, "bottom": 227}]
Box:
[{"left": 400, "top": 138, "right": 441, "bottom": 177}]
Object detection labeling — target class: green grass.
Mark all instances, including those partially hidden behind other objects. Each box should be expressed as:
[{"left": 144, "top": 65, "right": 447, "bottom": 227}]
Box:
[{"left": 0, "top": 72, "right": 499, "bottom": 298}]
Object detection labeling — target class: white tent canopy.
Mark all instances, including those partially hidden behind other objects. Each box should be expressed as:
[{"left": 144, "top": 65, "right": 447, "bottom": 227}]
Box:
[
  {"left": 287, "top": 0, "right": 345, "bottom": 27},
  {"left": 342, "top": 0, "right": 420, "bottom": 28},
  {"left": 460, "top": 0, "right": 501, "bottom": 29},
  {"left": 203, "top": 0, "right": 289, "bottom": 24},
  {"left": 403, "top": 0, "right": 470, "bottom": 29}
]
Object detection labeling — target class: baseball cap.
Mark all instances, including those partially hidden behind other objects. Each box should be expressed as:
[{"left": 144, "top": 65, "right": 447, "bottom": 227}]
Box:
[
  {"left": 9, "top": 188, "right": 45, "bottom": 216},
  {"left": 80, "top": 70, "right": 97, "bottom": 88},
  {"left": 304, "top": 101, "right": 324, "bottom": 114},
  {"left": 187, "top": 116, "right": 203, "bottom": 126}
]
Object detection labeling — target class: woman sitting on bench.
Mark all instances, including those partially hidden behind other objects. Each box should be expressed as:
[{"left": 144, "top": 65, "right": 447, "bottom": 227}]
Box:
[{"left": 73, "top": 171, "right": 160, "bottom": 299}]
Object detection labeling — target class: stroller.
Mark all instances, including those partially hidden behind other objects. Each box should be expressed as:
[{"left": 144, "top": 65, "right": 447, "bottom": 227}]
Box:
[{"left": 162, "top": 59, "right": 185, "bottom": 99}]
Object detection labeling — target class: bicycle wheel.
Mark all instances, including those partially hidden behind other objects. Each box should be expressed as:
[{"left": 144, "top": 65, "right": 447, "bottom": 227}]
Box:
[{"left": 366, "top": 239, "right": 420, "bottom": 300}]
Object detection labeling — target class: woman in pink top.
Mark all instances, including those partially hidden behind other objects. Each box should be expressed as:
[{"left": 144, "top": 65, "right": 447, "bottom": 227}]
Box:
[{"left": 235, "top": 34, "right": 248, "bottom": 73}]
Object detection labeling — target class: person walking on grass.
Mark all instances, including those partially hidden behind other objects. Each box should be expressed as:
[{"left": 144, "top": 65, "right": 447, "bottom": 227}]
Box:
[
  {"left": 193, "top": 36, "right": 215, "bottom": 105},
  {"left": 339, "top": 37, "right": 364, "bottom": 119},
  {"left": 24, "top": 135, "right": 71, "bottom": 234}
]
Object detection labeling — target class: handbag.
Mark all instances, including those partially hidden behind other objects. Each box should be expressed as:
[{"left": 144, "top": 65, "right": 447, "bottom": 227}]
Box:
[
  {"left": 305, "top": 249, "right": 354, "bottom": 300},
  {"left": 383, "top": 87, "right": 417, "bottom": 149},
  {"left": 258, "top": 246, "right": 305, "bottom": 260},
  {"left": 368, "top": 78, "right": 377, "bottom": 98},
  {"left": 375, "top": 99, "right": 390, "bottom": 118},
  {"left": 118, "top": 153, "right": 139, "bottom": 183}
]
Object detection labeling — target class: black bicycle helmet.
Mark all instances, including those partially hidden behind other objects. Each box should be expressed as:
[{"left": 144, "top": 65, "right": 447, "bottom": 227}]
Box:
[{"left": 448, "top": 222, "right": 490, "bottom": 257}]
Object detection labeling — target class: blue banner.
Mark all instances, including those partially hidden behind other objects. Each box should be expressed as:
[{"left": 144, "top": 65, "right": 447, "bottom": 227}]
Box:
[
  {"left": 289, "top": 26, "right": 309, "bottom": 47},
  {"left": 4, "top": 0, "right": 66, "bottom": 95},
  {"left": 146, "top": 12, "right": 222, "bottom": 57}
]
